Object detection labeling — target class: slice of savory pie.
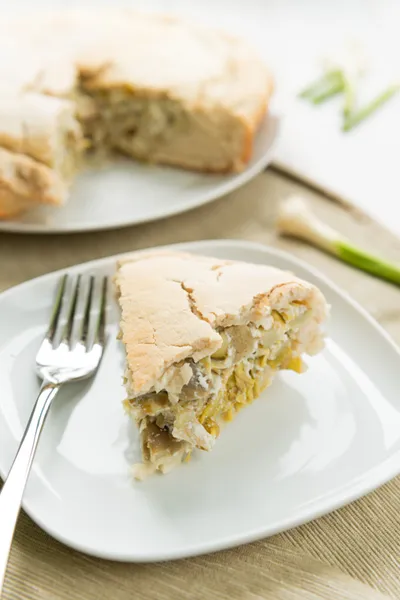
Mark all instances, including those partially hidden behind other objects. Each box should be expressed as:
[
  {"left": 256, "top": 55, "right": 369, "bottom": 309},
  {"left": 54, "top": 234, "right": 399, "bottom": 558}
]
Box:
[{"left": 115, "top": 251, "right": 329, "bottom": 479}]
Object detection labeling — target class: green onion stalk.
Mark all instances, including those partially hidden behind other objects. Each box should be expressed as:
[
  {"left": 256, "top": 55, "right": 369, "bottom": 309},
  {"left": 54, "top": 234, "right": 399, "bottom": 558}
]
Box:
[
  {"left": 299, "top": 70, "right": 345, "bottom": 104},
  {"left": 276, "top": 197, "right": 400, "bottom": 286},
  {"left": 342, "top": 84, "right": 400, "bottom": 131},
  {"left": 299, "top": 67, "right": 399, "bottom": 132}
]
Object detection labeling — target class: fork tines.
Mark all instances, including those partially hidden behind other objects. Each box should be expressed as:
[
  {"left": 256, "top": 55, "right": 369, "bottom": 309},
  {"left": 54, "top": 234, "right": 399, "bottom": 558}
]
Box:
[{"left": 46, "top": 274, "right": 108, "bottom": 349}]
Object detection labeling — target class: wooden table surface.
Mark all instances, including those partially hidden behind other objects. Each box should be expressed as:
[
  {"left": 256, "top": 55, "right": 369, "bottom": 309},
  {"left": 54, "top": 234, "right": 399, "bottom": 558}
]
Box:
[{"left": 1, "top": 169, "right": 399, "bottom": 600}]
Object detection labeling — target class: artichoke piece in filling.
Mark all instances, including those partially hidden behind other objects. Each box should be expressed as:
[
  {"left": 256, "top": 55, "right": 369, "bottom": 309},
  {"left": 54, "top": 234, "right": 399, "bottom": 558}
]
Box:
[{"left": 124, "top": 302, "right": 320, "bottom": 479}]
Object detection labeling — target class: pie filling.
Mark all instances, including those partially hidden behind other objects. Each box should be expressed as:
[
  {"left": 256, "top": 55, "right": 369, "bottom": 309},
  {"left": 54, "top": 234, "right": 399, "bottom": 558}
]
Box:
[
  {"left": 76, "top": 90, "right": 188, "bottom": 154},
  {"left": 75, "top": 86, "right": 244, "bottom": 171},
  {"left": 124, "top": 302, "right": 323, "bottom": 479}
]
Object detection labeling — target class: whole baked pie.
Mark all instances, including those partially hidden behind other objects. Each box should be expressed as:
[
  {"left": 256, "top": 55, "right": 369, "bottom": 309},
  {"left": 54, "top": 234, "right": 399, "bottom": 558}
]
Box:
[
  {"left": 0, "top": 10, "right": 273, "bottom": 218},
  {"left": 115, "top": 251, "right": 329, "bottom": 479}
]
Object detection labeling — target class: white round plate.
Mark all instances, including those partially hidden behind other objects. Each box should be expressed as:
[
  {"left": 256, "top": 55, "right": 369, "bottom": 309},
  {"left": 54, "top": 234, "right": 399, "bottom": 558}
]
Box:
[
  {"left": 1, "top": 239, "right": 400, "bottom": 562},
  {"left": 0, "top": 115, "right": 280, "bottom": 234}
]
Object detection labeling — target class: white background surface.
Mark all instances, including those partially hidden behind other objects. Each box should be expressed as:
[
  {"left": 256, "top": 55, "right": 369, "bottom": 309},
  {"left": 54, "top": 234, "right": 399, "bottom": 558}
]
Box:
[
  {"left": 5, "top": 0, "right": 400, "bottom": 235},
  {"left": 1, "top": 240, "right": 400, "bottom": 560}
]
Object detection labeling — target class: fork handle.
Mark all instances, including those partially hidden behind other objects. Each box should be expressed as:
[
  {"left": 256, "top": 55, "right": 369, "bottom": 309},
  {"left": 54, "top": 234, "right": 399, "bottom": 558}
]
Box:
[{"left": 0, "top": 381, "right": 59, "bottom": 594}]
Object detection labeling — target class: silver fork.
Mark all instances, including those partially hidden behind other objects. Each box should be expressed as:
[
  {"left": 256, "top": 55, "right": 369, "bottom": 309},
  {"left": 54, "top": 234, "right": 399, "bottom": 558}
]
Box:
[{"left": 0, "top": 274, "right": 108, "bottom": 594}]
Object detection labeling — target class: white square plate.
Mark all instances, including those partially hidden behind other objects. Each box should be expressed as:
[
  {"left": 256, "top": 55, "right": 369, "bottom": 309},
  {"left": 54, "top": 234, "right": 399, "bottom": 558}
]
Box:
[{"left": 1, "top": 239, "right": 400, "bottom": 562}]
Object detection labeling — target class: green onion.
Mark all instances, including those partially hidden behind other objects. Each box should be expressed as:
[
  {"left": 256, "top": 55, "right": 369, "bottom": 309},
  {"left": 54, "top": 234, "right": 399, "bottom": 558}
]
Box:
[
  {"left": 342, "top": 74, "right": 356, "bottom": 118},
  {"left": 337, "top": 243, "right": 400, "bottom": 284},
  {"left": 343, "top": 84, "right": 400, "bottom": 131},
  {"left": 311, "top": 77, "right": 344, "bottom": 104},
  {"left": 298, "top": 75, "right": 328, "bottom": 100},
  {"left": 300, "top": 66, "right": 399, "bottom": 132},
  {"left": 276, "top": 197, "right": 400, "bottom": 286},
  {"left": 299, "top": 70, "right": 344, "bottom": 104}
]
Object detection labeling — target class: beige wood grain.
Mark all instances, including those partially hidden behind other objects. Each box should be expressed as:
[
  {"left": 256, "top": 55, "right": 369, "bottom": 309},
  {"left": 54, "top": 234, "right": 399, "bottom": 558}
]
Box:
[{"left": 0, "top": 170, "right": 399, "bottom": 600}]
